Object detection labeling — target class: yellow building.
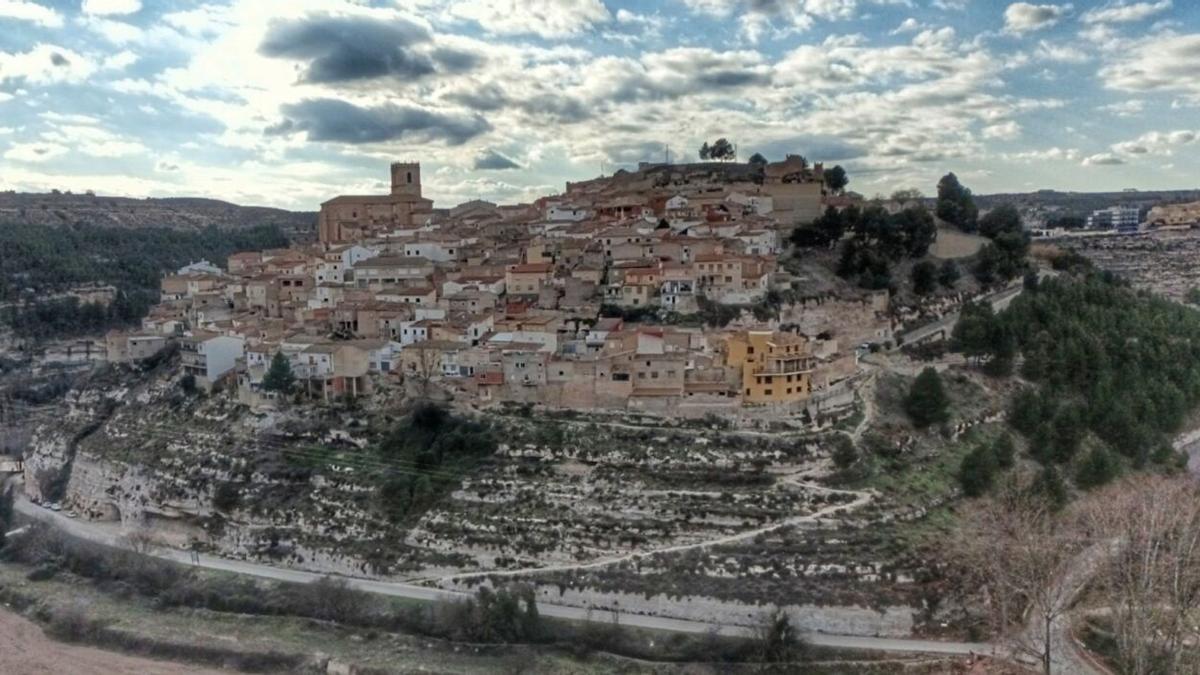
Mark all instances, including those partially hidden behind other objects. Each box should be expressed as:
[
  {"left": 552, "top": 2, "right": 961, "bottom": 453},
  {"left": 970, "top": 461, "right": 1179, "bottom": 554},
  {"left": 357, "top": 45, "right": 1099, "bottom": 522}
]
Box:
[{"left": 725, "top": 330, "right": 815, "bottom": 405}]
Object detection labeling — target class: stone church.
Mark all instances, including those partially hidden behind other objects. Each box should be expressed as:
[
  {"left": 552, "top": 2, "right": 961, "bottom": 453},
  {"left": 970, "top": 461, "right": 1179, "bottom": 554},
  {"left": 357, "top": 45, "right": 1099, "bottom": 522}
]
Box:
[{"left": 318, "top": 162, "right": 434, "bottom": 244}]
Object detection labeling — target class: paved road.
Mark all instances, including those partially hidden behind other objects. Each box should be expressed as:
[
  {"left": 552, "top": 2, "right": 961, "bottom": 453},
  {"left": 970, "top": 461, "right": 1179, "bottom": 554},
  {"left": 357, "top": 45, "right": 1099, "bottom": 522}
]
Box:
[
  {"left": 896, "top": 283, "right": 1024, "bottom": 348},
  {"left": 12, "top": 493, "right": 991, "bottom": 658}
]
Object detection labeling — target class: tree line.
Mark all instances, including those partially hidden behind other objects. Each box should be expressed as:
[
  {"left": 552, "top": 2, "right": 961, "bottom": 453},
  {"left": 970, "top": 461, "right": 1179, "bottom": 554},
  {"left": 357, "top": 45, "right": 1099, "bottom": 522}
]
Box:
[{"left": 951, "top": 267, "right": 1197, "bottom": 496}]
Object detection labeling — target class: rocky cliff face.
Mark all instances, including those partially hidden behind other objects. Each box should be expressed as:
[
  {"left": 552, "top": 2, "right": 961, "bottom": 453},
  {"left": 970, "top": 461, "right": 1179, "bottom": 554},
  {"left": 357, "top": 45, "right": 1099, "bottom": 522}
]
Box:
[{"left": 21, "top": 363, "right": 410, "bottom": 577}]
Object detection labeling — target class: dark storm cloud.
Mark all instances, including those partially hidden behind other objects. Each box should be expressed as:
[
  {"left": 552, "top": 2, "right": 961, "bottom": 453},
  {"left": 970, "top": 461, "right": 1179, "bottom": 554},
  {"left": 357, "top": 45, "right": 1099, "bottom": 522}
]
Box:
[
  {"left": 610, "top": 55, "right": 771, "bottom": 104},
  {"left": 50, "top": 52, "right": 70, "bottom": 66},
  {"left": 473, "top": 149, "right": 521, "bottom": 170},
  {"left": 259, "top": 14, "right": 479, "bottom": 84},
  {"left": 267, "top": 98, "right": 491, "bottom": 145}
]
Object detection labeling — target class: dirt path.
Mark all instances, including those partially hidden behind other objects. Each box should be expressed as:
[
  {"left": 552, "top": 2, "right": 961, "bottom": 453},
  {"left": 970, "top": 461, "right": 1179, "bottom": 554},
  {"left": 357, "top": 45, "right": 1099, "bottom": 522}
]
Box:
[
  {"left": 426, "top": 480, "right": 873, "bottom": 585},
  {"left": 0, "top": 608, "right": 223, "bottom": 675}
]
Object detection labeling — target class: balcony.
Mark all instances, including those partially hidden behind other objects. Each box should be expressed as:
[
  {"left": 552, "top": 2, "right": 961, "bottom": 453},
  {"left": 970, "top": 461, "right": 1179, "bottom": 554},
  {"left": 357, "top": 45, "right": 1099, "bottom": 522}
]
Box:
[{"left": 752, "top": 357, "right": 814, "bottom": 376}]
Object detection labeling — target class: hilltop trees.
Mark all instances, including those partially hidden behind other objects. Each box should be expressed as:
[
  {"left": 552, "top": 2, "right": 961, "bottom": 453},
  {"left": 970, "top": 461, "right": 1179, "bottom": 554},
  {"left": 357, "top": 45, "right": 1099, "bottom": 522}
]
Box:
[
  {"left": 748, "top": 152, "right": 768, "bottom": 165},
  {"left": 791, "top": 205, "right": 850, "bottom": 248},
  {"left": 978, "top": 204, "right": 1021, "bottom": 239},
  {"left": 699, "top": 138, "right": 735, "bottom": 161},
  {"left": 974, "top": 203, "right": 1030, "bottom": 284},
  {"left": 824, "top": 165, "right": 848, "bottom": 193},
  {"left": 833, "top": 204, "right": 937, "bottom": 290},
  {"left": 936, "top": 173, "right": 978, "bottom": 232}
]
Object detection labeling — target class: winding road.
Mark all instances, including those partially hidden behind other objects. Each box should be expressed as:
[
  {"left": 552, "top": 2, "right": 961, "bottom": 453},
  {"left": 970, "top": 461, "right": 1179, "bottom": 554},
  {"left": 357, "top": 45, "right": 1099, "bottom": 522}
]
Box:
[{"left": 11, "top": 489, "right": 991, "bottom": 658}]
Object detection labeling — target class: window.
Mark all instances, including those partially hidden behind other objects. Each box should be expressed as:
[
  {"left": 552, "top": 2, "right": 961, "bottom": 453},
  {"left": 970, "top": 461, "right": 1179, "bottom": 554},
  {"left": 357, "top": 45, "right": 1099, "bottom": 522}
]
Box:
[
  {"left": 747, "top": 346, "right": 754, "bottom": 355},
  {"left": 764, "top": 389, "right": 773, "bottom": 395},
  {"left": 406, "top": 172, "right": 413, "bottom": 184},
  {"left": 651, "top": 371, "right": 659, "bottom": 379},
  {"left": 613, "top": 373, "right": 630, "bottom": 381}
]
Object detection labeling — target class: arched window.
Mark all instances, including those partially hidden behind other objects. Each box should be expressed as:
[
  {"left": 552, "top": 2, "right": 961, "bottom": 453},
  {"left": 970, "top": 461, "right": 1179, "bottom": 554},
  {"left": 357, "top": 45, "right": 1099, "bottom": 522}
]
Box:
[{"left": 406, "top": 172, "right": 413, "bottom": 184}]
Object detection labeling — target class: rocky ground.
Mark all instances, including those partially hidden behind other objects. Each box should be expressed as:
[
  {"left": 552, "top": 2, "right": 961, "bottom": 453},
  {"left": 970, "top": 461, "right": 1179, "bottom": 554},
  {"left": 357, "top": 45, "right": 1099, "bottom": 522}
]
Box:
[{"left": 1061, "top": 228, "right": 1200, "bottom": 303}]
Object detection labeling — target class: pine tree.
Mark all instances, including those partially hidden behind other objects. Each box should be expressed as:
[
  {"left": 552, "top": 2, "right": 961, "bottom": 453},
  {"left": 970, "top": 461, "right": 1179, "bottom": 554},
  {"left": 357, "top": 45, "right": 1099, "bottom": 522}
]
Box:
[
  {"left": 262, "top": 352, "right": 295, "bottom": 394},
  {"left": 1076, "top": 447, "right": 1119, "bottom": 489},
  {"left": 905, "top": 367, "right": 950, "bottom": 428},
  {"left": 959, "top": 443, "right": 998, "bottom": 497}
]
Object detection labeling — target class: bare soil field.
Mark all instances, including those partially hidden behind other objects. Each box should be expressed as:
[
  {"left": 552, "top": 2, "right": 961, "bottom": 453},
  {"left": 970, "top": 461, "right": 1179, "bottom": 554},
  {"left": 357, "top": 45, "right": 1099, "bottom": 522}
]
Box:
[
  {"left": 932, "top": 227, "right": 987, "bottom": 259},
  {"left": 0, "top": 608, "right": 222, "bottom": 675}
]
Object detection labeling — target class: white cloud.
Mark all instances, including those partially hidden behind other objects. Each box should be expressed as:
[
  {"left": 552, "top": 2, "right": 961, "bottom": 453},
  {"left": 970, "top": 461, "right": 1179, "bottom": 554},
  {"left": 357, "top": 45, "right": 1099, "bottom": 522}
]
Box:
[
  {"left": 4, "top": 142, "right": 68, "bottom": 162},
  {"left": 1082, "top": 1, "right": 1171, "bottom": 24},
  {"left": 803, "top": 0, "right": 859, "bottom": 21},
  {"left": 1082, "top": 152, "right": 1125, "bottom": 165},
  {"left": 1034, "top": 40, "right": 1089, "bottom": 63},
  {"left": 890, "top": 17, "right": 925, "bottom": 34},
  {"left": 0, "top": 44, "right": 95, "bottom": 85},
  {"left": 0, "top": 0, "right": 61, "bottom": 27},
  {"left": 1003, "top": 146, "right": 1081, "bottom": 162},
  {"left": 1004, "top": 3, "right": 1071, "bottom": 34},
  {"left": 102, "top": 49, "right": 138, "bottom": 71},
  {"left": 81, "top": 0, "right": 141, "bottom": 16},
  {"left": 1097, "top": 99, "right": 1143, "bottom": 116},
  {"left": 1112, "top": 129, "right": 1198, "bottom": 155},
  {"left": 1100, "top": 33, "right": 1200, "bottom": 98},
  {"left": 447, "top": 0, "right": 611, "bottom": 38},
  {"left": 983, "top": 120, "right": 1021, "bottom": 140}
]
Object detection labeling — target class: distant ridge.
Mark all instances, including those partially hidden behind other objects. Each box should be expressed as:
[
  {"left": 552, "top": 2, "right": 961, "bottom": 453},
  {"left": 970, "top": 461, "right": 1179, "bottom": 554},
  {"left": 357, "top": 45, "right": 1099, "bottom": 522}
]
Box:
[
  {"left": 974, "top": 188, "right": 1200, "bottom": 211},
  {"left": 0, "top": 191, "right": 316, "bottom": 241}
]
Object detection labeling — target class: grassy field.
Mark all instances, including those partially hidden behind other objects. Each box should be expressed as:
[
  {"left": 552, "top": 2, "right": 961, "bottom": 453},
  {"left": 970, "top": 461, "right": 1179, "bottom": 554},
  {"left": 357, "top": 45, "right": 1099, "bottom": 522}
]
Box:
[{"left": 0, "top": 561, "right": 628, "bottom": 674}]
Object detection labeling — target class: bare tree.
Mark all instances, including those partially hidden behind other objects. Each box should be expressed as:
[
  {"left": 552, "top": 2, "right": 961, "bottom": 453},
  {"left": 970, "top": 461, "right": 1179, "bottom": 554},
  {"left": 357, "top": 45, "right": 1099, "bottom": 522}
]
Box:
[
  {"left": 950, "top": 480, "right": 1086, "bottom": 674},
  {"left": 1081, "top": 476, "right": 1200, "bottom": 675},
  {"left": 121, "top": 527, "right": 159, "bottom": 555},
  {"left": 753, "top": 607, "right": 806, "bottom": 670},
  {"left": 403, "top": 343, "right": 444, "bottom": 400}
]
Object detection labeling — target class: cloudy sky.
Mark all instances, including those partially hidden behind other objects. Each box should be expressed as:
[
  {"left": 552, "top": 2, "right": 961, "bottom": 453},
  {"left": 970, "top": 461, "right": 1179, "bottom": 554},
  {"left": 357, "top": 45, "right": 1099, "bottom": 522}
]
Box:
[{"left": 1, "top": 0, "right": 1197, "bottom": 210}]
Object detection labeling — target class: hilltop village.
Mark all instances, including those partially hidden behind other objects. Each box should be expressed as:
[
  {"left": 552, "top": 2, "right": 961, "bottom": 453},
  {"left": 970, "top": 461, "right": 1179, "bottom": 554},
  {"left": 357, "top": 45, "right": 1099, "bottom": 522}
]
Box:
[{"left": 105, "top": 157, "right": 889, "bottom": 417}]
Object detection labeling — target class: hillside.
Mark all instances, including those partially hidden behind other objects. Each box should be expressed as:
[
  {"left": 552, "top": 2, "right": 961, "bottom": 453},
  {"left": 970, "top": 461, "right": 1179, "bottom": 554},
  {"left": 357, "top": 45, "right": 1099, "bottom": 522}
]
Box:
[
  {"left": 0, "top": 192, "right": 316, "bottom": 241},
  {"left": 975, "top": 188, "right": 1200, "bottom": 214}
]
